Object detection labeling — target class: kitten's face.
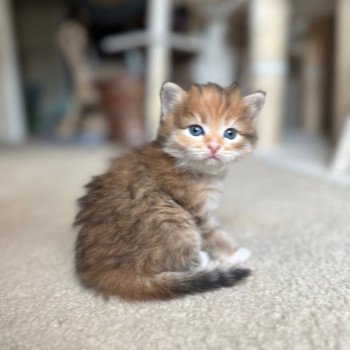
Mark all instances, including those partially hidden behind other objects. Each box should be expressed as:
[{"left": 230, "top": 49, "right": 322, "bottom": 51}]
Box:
[{"left": 158, "top": 83, "right": 265, "bottom": 175}]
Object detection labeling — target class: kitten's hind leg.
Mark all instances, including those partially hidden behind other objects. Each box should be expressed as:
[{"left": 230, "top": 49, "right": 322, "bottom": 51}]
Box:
[
  {"left": 201, "top": 228, "right": 237, "bottom": 259},
  {"left": 201, "top": 228, "right": 252, "bottom": 265},
  {"left": 225, "top": 247, "right": 252, "bottom": 266}
]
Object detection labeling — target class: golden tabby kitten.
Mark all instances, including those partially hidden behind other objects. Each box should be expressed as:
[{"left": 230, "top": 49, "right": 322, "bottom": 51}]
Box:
[{"left": 74, "top": 82, "right": 265, "bottom": 300}]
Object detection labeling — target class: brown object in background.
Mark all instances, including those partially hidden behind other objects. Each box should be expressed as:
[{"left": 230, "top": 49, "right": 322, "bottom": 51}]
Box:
[
  {"left": 57, "top": 21, "right": 105, "bottom": 138},
  {"left": 97, "top": 74, "right": 145, "bottom": 146}
]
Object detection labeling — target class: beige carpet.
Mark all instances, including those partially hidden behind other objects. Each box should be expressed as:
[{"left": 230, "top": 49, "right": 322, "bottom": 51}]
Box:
[{"left": 1, "top": 145, "right": 350, "bottom": 350}]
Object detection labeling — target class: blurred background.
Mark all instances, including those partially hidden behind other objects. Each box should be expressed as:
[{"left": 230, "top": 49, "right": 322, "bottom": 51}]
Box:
[
  {"left": 2, "top": 2, "right": 350, "bottom": 346},
  {"left": 0, "top": 0, "right": 350, "bottom": 179}
]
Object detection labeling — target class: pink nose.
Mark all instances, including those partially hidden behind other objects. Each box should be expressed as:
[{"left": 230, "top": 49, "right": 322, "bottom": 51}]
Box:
[{"left": 207, "top": 143, "right": 221, "bottom": 154}]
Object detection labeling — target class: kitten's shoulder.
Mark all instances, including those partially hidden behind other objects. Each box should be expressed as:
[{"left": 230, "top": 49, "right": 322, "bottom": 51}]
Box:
[{"left": 109, "top": 141, "right": 174, "bottom": 174}]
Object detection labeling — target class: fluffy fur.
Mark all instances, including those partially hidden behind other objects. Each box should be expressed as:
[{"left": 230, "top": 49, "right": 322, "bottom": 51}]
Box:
[{"left": 74, "top": 82, "right": 265, "bottom": 300}]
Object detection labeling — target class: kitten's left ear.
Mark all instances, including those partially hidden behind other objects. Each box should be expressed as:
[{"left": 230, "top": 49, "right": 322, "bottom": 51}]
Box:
[
  {"left": 160, "top": 82, "right": 185, "bottom": 119},
  {"left": 244, "top": 91, "right": 266, "bottom": 119}
]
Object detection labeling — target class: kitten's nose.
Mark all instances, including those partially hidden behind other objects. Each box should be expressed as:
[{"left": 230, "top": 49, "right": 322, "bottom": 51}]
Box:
[{"left": 207, "top": 143, "right": 221, "bottom": 155}]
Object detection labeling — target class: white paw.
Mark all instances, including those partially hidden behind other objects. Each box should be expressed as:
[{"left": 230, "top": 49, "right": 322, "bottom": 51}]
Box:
[
  {"left": 198, "top": 251, "right": 210, "bottom": 270},
  {"left": 226, "top": 247, "right": 252, "bottom": 266}
]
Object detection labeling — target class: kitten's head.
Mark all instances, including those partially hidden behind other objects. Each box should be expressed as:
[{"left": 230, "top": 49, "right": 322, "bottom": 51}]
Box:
[{"left": 157, "top": 82, "right": 265, "bottom": 175}]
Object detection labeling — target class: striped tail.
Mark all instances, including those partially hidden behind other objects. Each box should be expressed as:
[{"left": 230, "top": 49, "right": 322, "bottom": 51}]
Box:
[{"left": 78, "top": 266, "right": 251, "bottom": 300}]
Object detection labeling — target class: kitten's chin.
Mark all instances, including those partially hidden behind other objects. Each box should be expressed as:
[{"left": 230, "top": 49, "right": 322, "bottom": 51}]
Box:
[
  {"left": 182, "top": 157, "right": 229, "bottom": 175},
  {"left": 197, "top": 158, "right": 229, "bottom": 175},
  {"left": 170, "top": 155, "right": 229, "bottom": 175}
]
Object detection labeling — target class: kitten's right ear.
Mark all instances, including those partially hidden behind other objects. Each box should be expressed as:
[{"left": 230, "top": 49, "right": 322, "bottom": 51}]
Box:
[
  {"left": 243, "top": 91, "right": 266, "bottom": 119},
  {"left": 160, "top": 82, "right": 185, "bottom": 119}
]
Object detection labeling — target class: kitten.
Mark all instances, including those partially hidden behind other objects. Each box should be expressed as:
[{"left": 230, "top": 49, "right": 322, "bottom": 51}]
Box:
[{"left": 74, "top": 82, "right": 265, "bottom": 300}]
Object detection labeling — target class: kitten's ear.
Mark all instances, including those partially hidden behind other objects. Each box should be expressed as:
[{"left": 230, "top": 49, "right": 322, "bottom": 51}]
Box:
[
  {"left": 226, "top": 81, "right": 240, "bottom": 92},
  {"left": 160, "top": 82, "right": 185, "bottom": 119},
  {"left": 244, "top": 91, "right": 266, "bottom": 119}
]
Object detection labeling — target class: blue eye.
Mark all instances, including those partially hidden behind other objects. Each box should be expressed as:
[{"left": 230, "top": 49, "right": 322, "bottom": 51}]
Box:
[
  {"left": 224, "top": 128, "right": 237, "bottom": 140},
  {"left": 189, "top": 125, "right": 204, "bottom": 136}
]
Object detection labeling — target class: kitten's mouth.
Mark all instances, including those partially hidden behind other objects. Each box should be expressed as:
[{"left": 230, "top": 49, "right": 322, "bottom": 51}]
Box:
[
  {"left": 203, "top": 155, "right": 222, "bottom": 165},
  {"left": 206, "top": 155, "right": 220, "bottom": 161}
]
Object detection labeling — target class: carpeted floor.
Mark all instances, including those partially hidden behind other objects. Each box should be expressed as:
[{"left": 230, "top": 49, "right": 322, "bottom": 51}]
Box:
[{"left": 1, "top": 145, "right": 350, "bottom": 350}]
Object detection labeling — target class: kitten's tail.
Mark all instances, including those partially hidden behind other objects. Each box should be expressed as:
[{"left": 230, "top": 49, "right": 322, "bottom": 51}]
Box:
[
  {"left": 155, "top": 267, "right": 251, "bottom": 299},
  {"left": 85, "top": 266, "right": 251, "bottom": 300}
]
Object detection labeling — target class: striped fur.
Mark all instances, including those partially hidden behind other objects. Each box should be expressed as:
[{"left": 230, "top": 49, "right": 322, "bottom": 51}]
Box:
[{"left": 74, "top": 82, "right": 265, "bottom": 300}]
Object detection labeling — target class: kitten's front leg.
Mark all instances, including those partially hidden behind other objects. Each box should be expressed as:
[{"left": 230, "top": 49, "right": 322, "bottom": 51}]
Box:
[{"left": 199, "top": 217, "right": 251, "bottom": 265}]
